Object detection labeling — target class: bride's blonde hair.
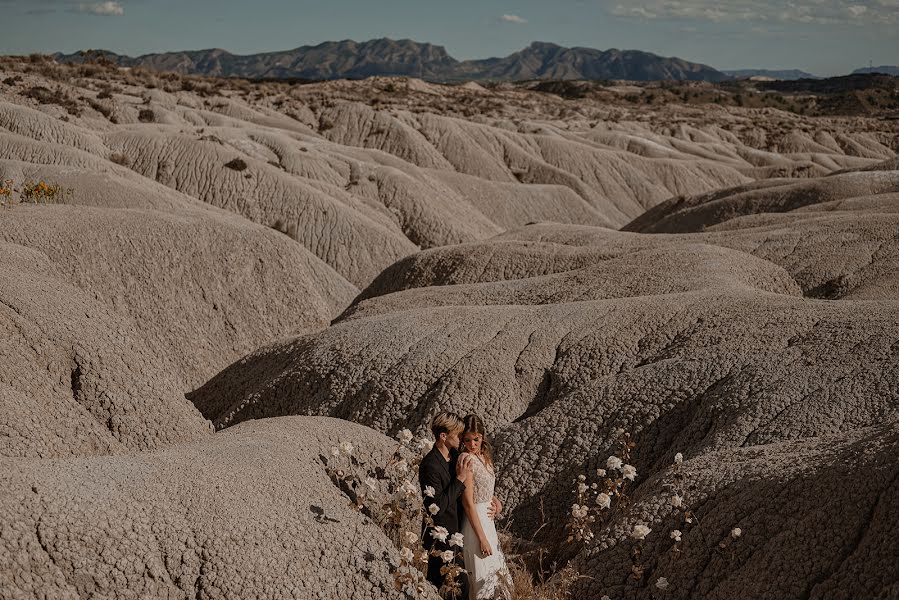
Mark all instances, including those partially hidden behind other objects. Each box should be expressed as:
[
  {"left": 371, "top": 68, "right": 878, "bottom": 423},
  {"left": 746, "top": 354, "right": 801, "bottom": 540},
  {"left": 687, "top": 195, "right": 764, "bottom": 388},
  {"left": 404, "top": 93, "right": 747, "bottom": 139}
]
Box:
[{"left": 462, "top": 414, "right": 494, "bottom": 467}]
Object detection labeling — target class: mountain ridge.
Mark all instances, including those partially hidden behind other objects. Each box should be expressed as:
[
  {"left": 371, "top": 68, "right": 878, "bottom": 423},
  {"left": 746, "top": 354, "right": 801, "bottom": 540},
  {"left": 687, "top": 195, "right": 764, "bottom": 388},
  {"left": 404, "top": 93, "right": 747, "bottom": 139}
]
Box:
[
  {"left": 53, "top": 38, "right": 729, "bottom": 82},
  {"left": 853, "top": 65, "right": 899, "bottom": 76},
  {"left": 723, "top": 68, "right": 819, "bottom": 80}
]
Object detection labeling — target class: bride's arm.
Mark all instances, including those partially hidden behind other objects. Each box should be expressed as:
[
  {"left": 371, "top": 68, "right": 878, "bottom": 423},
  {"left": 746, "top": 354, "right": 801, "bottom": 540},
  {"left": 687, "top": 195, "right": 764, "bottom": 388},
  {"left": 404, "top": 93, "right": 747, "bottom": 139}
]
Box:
[{"left": 461, "top": 467, "right": 493, "bottom": 557}]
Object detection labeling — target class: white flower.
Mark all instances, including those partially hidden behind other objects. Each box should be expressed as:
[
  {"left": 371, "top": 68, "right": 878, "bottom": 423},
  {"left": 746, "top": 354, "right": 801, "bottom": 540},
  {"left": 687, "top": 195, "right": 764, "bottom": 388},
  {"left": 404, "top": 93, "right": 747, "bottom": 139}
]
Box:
[
  {"left": 571, "top": 503, "right": 589, "bottom": 519},
  {"left": 394, "top": 458, "right": 408, "bottom": 473},
  {"left": 670, "top": 529, "right": 682, "bottom": 542},
  {"left": 402, "top": 531, "right": 417, "bottom": 545},
  {"left": 596, "top": 493, "right": 611, "bottom": 509},
  {"left": 419, "top": 550, "right": 429, "bottom": 563},
  {"left": 398, "top": 428, "right": 413, "bottom": 444},
  {"left": 428, "top": 503, "right": 440, "bottom": 516},
  {"left": 621, "top": 464, "right": 637, "bottom": 481},
  {"left": 731, "top": 527, "right": 742, "bottom": 539},
  {"left": 674, "top": 452, "right": 683, "bottom": 464},
  {"left": 656, "top": 577, "right": 669, "bottom": 590},
  {"left": 364, "top": 476, "right": 378, "bottom": 491},
  {"left": 577, "top": 483, "right": 588, "bottom": 494},
  {"left": 440, "top": 550, "right": 455, "bottom": 563},
  {"left": 606, "top": 456, "right": 622, "bottom": 470},
  {"left": 591, "top": 482, "right": 598, "bottom": 489},
  {"left": 339, "top": 441, "right": 354, "bottom": 456},
  {"left": 449, "top": 532, "right": 464, "bottom": 548},
  {"left": 631, "top": 523, "right": 651, "bottom": 540},
  {"left": 596, "top": 468, "right": 606, "bottom": 477},
  {"left": 430, "top": 526, "right": 449, "bottom": 542},
  {"left": 329, "top": 446, "right": 340, "bottom": 457},
  {"left": 577, "top": 474, "right": 586, "bottom": 482},
  {"left": 418, "top": 438, "right": 434, "bottom": 453},
  {"left": 671, "top": 494, "right": 684, "bottom": 508},
  {"left": 601, "top": 596, "right": 611, "bottom": 600},
  {"left": 399, "top": 480, "right": 417, "bottom": 497},
  {"left": 399, "top": 547, "right": 414, "bottom": 562},
  {"left": 424, "top": 485, "right": 435, "bottom": 498}
]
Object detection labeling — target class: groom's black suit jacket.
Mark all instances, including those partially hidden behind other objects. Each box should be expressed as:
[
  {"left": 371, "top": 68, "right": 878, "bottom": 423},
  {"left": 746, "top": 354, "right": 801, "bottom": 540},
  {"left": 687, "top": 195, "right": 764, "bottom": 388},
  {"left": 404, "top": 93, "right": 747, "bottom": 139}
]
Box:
[{"left": 419, "top": 446, "right": 466, "bottom": 550}]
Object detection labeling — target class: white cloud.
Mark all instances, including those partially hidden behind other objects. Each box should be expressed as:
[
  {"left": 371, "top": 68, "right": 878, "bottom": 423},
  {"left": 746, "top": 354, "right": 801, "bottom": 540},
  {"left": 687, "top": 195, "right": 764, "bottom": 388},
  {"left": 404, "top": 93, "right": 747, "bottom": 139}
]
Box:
[
  {"left": 500, "top": 13, "right": 528, "bottom": 24},
  {"left": 77, "top": 1, "right": 123, "bottom": 15},
  {"left": 606, "top": 1, "right": 897, "bottom": 26}
]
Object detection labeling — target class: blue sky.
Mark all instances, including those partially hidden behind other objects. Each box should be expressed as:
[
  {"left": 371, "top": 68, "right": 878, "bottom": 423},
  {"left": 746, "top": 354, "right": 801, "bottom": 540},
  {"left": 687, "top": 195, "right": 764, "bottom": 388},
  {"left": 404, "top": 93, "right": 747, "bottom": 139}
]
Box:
[{"left": 1, "top": 0, "right": 897, "bottom": 76}]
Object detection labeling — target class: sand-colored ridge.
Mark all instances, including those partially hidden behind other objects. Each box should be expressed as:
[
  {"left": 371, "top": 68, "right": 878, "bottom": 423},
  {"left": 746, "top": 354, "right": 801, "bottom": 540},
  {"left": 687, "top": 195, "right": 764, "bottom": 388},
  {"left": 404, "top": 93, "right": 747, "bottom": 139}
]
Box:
[
  {"left": 0, "top": 242, "right": 212, "bottom": 458},
  {"left": 0, "top": 204, "right": 356, "bottom": 389}
]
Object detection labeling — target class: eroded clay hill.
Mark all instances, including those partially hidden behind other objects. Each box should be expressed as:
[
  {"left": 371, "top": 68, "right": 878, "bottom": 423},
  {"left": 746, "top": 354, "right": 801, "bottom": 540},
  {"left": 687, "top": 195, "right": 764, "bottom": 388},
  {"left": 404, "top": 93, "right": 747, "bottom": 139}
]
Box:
[
  {"left": 191, "top": 163, "right": 899, "bottom": 597},
  {"left": 0, "top": 161, "right": 355, "bottom": 459},
  {"left": 2, "top": 55, "right": 899, "bottom": 598},
  {"left": 0, "top": 417, "right": 436, "bottom": 600}
]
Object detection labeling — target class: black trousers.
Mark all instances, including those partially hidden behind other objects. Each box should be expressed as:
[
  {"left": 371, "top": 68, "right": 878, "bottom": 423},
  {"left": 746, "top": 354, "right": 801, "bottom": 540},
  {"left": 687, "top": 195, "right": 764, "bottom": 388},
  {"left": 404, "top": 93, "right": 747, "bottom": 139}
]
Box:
[{"left": 425, "top": 542, "right": 469, "bottom": 599}]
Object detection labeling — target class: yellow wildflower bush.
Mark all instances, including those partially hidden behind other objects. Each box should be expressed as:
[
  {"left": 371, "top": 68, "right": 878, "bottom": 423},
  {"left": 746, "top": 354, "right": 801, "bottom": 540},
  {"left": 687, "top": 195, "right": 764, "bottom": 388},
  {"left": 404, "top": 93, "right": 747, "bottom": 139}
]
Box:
[
  {"left": 0, "top": 179, "right": 75, "bottom": 206},
  {"left": 0, "top": 179, "right": 12, "bottom": 206}
]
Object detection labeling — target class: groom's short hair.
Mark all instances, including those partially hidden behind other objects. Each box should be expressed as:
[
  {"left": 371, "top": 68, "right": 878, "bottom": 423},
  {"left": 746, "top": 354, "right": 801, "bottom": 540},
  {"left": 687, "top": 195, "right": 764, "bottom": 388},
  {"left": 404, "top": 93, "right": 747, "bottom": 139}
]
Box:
[{"left": 430, "top": 412, "right": 464, "bottom": 438}]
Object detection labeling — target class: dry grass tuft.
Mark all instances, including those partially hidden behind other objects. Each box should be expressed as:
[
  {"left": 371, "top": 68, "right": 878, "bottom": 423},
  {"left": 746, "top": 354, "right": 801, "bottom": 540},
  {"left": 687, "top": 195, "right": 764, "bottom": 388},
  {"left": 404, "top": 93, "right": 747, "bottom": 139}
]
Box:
[{"left": 507, "top": 558, "right": 584, "bottom": 600}]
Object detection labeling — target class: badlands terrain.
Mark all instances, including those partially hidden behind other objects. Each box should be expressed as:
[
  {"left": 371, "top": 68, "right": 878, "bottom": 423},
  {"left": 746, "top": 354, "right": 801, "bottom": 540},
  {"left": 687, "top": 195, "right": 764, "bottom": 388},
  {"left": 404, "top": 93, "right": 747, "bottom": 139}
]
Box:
[{"left": 1, "top": 55, "right": 898, "bottom": 598}]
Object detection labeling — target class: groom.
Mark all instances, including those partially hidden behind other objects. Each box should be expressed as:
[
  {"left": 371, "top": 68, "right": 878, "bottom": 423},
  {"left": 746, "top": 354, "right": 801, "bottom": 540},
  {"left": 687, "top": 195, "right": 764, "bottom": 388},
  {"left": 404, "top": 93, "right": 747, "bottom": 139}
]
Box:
[{"left": 419, "top": 412, "right": 502, "bottom": 598}]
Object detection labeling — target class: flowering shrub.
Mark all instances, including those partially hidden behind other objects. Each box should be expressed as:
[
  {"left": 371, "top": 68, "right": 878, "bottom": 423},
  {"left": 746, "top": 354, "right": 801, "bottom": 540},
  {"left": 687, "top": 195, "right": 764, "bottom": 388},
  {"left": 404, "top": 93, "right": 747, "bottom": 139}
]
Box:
[
  {"left": 566, "top": 430, "right": 638, "bottom": 546},
  {"left": 0, "top": 179, "right": 12, "bottom": 206},
  {"left": 566, "top": 435, "right": 748, "bottom": 596},
  {"left": 21, "top": 180, "right": 73, "bottom": 203},
  {"left": 325, "top": 428, "right": 745, "bottom": 599},
  {"left": 0, "top": 179, "right": 73, "bottom": 206},
  {"left": 324, "top": 430, "right": 469, "bottom": 598}
]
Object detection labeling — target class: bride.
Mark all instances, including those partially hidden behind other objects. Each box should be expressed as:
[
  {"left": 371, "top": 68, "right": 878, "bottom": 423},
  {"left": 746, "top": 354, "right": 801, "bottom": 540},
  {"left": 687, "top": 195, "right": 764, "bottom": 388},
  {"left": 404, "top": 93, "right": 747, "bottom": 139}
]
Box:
[{"left": 459, "top": 414, "right": 511, "bottom": 599}]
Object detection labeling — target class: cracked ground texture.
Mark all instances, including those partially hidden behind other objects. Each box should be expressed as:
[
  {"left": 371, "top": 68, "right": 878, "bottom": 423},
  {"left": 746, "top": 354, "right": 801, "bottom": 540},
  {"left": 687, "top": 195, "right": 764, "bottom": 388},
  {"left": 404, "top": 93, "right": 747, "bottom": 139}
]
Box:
[
  {"left": 572, "top": 423, "right": 899, "bottom": 599},
  {"left": 0, "top": 417, "right": 437, "bottom": 600},
  {"left": 0, "top": 242, "right": 212, "bottom": 458}
]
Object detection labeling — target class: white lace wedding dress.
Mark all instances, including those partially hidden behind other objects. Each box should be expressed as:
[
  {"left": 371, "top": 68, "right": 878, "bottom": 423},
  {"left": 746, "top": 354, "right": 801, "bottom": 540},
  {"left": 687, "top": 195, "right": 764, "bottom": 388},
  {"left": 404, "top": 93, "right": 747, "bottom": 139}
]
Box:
[{"left": 461, "top": 455, "right": 511, "bottom": 600}]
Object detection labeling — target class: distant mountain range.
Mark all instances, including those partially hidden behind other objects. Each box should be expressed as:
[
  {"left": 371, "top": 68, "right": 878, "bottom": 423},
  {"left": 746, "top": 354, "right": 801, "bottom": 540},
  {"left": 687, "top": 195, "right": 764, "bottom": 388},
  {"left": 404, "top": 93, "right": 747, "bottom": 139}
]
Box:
[
  {"left": 853, "top": 66, "right": 899, "bottom": 76},
  {"left": 54, "top": 38, "right": 729, "bottom": 82},
  {"left": 722, "top": 69, "right": 818, "bottom": 80},
  {"left": 756, "top": 73, "right": 898, "bottom": 94}
]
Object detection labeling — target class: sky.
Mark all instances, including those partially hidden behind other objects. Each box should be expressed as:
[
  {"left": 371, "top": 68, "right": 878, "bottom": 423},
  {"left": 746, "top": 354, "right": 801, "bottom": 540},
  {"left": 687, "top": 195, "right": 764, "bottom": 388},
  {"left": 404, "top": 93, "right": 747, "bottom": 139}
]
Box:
[{"left": 0, "top": 0, "right": 897, "bottom": 76}]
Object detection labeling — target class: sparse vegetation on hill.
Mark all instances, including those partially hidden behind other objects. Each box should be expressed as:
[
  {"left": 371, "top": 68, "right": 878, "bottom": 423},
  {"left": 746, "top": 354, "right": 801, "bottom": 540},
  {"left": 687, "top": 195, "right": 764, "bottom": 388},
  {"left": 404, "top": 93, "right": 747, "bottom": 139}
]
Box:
[{"left": 0, "top": 179, "right": 73, "bottom": 204}]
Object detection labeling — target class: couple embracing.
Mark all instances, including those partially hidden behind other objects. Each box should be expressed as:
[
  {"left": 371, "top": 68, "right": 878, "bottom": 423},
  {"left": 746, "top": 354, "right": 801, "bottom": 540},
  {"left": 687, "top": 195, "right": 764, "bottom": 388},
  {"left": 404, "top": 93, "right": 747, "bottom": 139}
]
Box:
[{"left": 418, "top": 412, "right": 511, "bottom": 599}]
